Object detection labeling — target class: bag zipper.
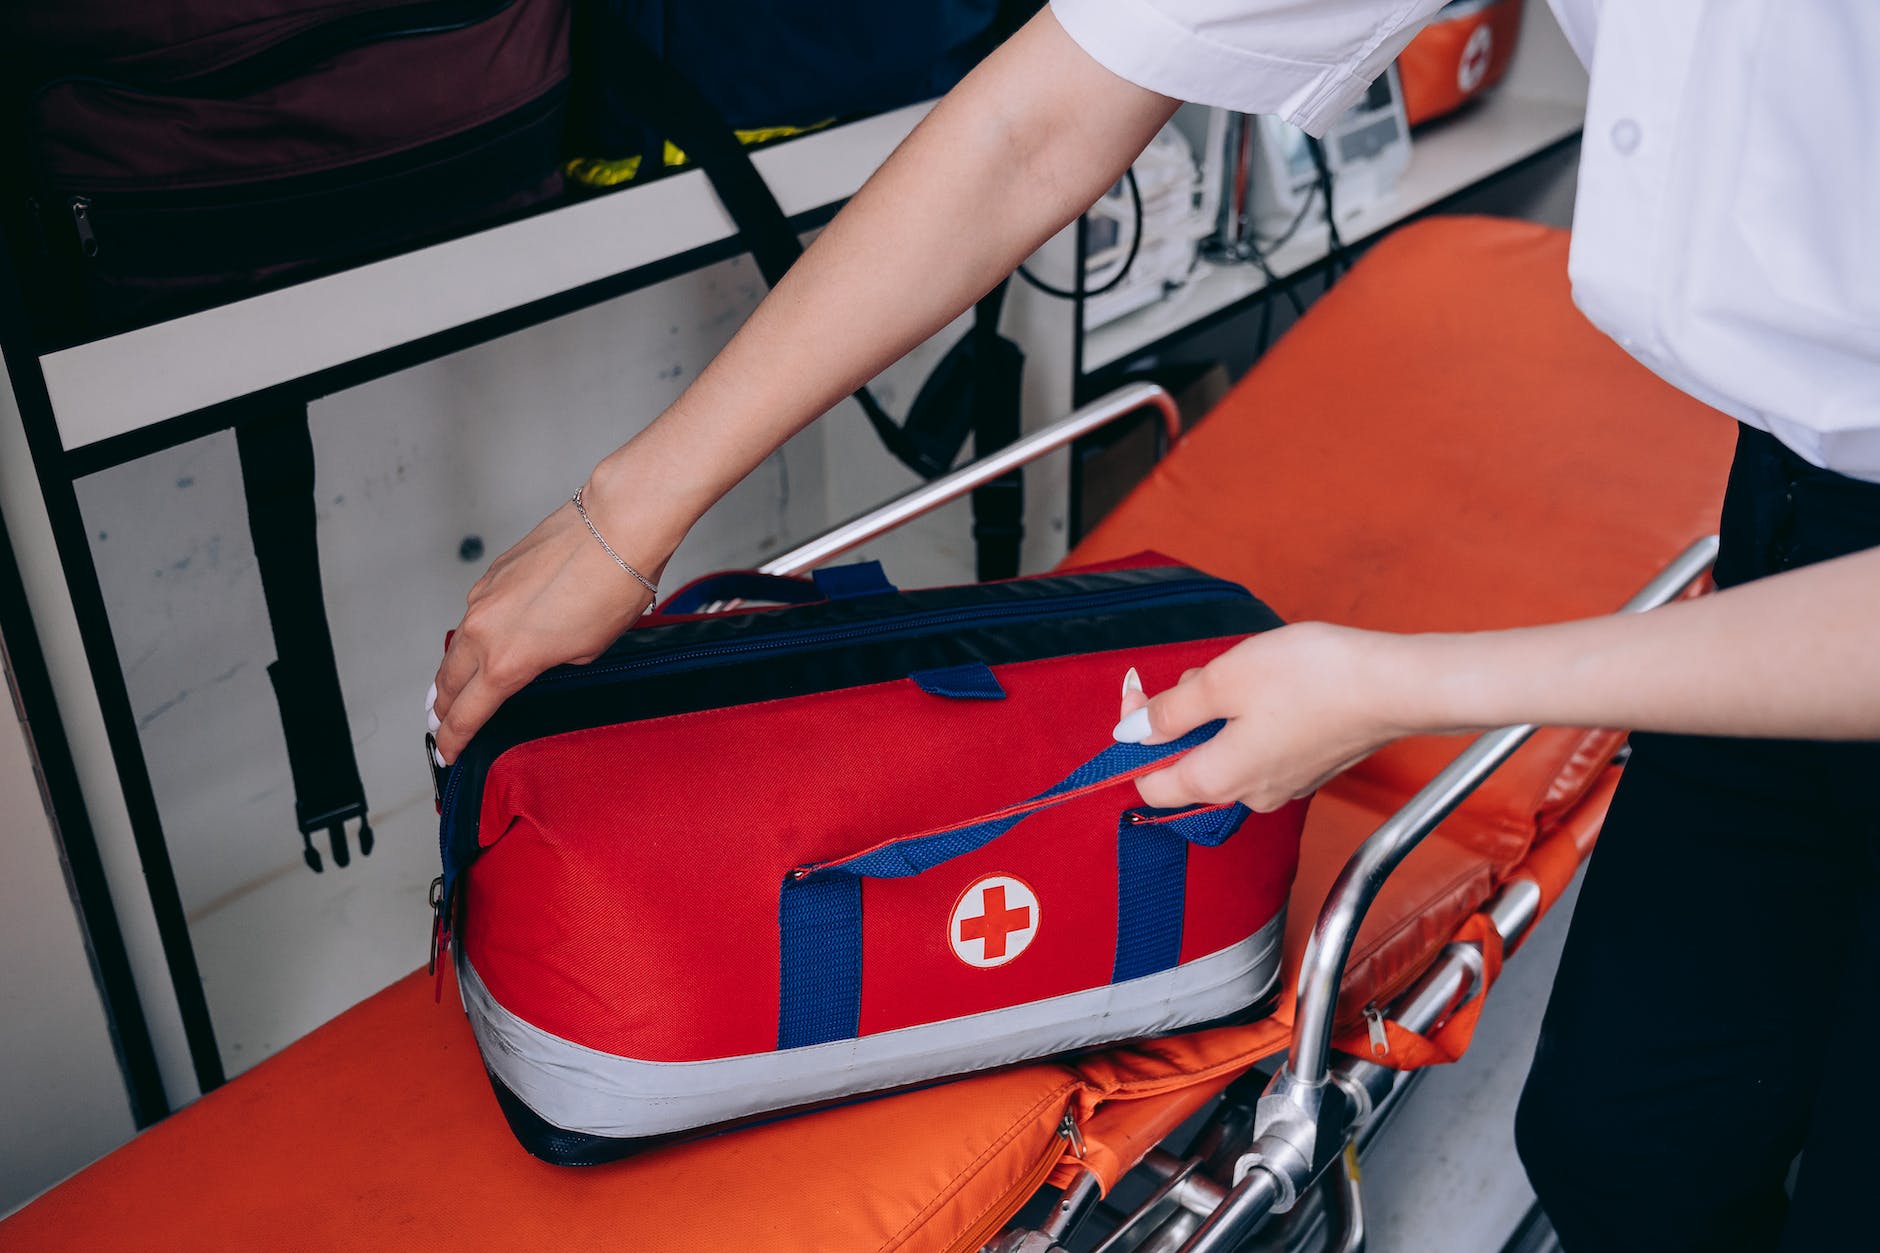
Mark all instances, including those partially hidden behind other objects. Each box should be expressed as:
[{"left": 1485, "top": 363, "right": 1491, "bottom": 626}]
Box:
[
  {"left": 1362, "top": 1004, "right": 1389, "bottom": 1058},
  {"left": 530, "top": 576, "right": 1246, "bottom": 691},
  {"left": 939, "top": 1098, "right": 1082, "bottom": 1253},
  {"left": 434, "top": 572, "right": 1254, "bottom": 916},
  {"left": 67, "top": 196, "right": 97, "bottom": 257}
]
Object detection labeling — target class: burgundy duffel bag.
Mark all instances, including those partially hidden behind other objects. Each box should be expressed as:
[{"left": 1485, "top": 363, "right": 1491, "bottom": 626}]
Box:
[{"left": 5, "top": 0, "right": 571, "bottom": 334}]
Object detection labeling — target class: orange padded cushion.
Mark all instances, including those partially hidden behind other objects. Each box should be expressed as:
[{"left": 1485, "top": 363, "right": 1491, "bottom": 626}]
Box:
[
  {"left": 1281, "top": 784, "right": 1495, "bottom": 1021},
  {"left": 1069, "top": 216, "right": 1735, "bottom": 868},
  {"left": 0, "top": 974, "right": 1078, "bottom": 1253}
]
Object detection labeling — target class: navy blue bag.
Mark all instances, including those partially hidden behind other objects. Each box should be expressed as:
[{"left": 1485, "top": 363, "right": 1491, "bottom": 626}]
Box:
[{"left": 575, "top": 0, "right": 1007, "bottom": 155}]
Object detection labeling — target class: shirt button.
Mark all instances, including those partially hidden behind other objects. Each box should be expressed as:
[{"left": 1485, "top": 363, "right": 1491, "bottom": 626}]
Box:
[{"left": 1610, "top": 118, "right": 1642, "bottom": 155}]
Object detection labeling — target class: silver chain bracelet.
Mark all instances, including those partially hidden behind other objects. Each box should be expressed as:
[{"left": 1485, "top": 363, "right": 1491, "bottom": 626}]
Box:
[{"left": 571, "top": 485, "right": 659, "bottom": 600}]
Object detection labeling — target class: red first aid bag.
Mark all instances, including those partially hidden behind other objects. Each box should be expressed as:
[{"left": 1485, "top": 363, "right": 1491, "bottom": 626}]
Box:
[
  {"left": 1397, "top": 0, "right": 1524, "bottom": 128},
  {"left": 432, "top": 555, "right": 1307, "bottom": 1163}
]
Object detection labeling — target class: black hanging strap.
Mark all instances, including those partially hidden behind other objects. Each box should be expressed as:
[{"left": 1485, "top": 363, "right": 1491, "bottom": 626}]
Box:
[
  {"left": 895, "top": 278, "right": 1027, "bottom": 579},
  {"left": 590, "top": 25, "right": 977, "bottom": 480},
  {"left": 234, "top": 405, "right": 372, "bottom": 873},
  {"left": 965, "top": 281, "right": 1025, "bottom": 580}
]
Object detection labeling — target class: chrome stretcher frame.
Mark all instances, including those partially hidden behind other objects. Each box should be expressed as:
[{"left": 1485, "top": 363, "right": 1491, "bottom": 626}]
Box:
[{"left": 742, "top": 380, "right": 1719, "bottom": 1253}]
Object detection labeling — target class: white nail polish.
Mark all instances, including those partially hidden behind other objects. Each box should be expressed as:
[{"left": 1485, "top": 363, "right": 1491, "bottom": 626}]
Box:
[
  {"left": 433, "top": 746, "right": 446, "bottom": 769},
  {"left": 1123, "top": 667, "right": 1142, "bottom": 698},
  {"left": 1113, "top": 707, "right": 1152, "bottom": 744},
  {"left": 427, "top": 708, "right": 441, "bottom": 734}
]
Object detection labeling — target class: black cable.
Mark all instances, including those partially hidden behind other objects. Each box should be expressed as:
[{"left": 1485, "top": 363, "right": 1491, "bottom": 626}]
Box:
[
  {"left": 1254, "top": 282, "right": 1276, "bottom": 357},
  {"left": 1304, "top": 135, "right": 1347, "bottom": 291},
  {"left": 1017, "top": 167, "right": 1142, "bottom": 300},
  {"left": 1254, "top": 181, "right": 1320, "bottom": 254},
  {"left": 1243, "top": 241, "right": 1306, "bottom": 318}
]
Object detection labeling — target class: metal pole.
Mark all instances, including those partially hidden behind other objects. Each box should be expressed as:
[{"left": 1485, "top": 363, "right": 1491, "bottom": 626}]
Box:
[
  {"left": 762, "top": 382, "right": 1181, "bottom": 577},
  {"left": 1177, "top": 1164, "right": 1285, "bottom": 1252}
]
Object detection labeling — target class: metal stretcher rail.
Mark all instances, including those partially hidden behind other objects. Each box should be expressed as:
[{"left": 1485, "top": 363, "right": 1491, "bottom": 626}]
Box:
[
  {"left": 759, "top": 381, "right": 1183, "bottom": 577},
  {"left": 1175, "top": 535, "right": 1718, "bottom": 1252}
]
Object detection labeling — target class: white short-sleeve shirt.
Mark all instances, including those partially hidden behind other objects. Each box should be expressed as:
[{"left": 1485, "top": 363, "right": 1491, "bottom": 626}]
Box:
[{"left": 1051, "top": 0, "right": 1880, "bottom": 482}]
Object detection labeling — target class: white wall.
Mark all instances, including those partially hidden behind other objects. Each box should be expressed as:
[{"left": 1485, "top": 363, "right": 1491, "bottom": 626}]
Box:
[
  {"left": 61, "top": 230, "right": 1078, "bottom": 1082},
  {"left": 0, "top": 645, "right": 136, "bottom": 1214}
]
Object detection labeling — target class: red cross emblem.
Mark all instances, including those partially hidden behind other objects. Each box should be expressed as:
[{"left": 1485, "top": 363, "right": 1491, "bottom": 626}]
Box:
[
  {"left": 1458, "top": 25, "right": 1494, "bottom": 94},
  {"left": 950, "top": 875, "right": 1040, "bottom": 968}
]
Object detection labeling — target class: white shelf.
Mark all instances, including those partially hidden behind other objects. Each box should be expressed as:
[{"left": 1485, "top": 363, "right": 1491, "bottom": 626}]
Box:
[
  {"left": 1083, "top": 91, "right": 1585, "bottom": 374},
  {"left": 39, "top": 102, "right": 933, "bottom": 454}
]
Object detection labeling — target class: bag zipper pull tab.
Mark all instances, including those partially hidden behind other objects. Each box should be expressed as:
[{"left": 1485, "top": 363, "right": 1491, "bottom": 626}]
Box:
[
  {"left": 426, "top": 734, "right": 445, "bottom": 813},
  {"left": 428, "top": 876, "right": 450, "bottom": 1003},
  {"left": 1363, "top": 1004, "right": 1389, "bottom": 1058},
  {"left": 68, "top": 196, "right": 97, "bottom": 258},
  {"left": 1060, "top": 1110, "right": 1086, "bottom": 1159}
]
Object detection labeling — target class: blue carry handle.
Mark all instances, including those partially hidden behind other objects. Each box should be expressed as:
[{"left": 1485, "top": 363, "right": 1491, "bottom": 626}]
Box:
[{"left": 777, "top": 722, "right": 1250, "bottom": 1048}]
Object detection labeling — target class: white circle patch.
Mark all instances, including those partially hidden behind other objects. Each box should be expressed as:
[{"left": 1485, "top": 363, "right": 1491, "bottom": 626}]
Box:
[
  {"left": 1458, "top": 25, "right": 1494, "bottom": 94},
  {"left": 950, "top": 875, "right": 1040, "bottom": 968}
]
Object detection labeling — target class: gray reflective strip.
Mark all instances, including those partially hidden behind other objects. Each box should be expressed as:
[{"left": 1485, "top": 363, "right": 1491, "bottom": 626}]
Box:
[{"left": 460, "top": 914, "right": 1284, "bottom": 1140}]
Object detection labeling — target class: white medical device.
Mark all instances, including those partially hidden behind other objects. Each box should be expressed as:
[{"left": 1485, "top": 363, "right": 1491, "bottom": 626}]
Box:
[
  {"left": 1200, "top": 65, "right": 1412, "bottom": 256},
  {"left": 1081, "top": 122, "right": 1214, "bottom": 329}
]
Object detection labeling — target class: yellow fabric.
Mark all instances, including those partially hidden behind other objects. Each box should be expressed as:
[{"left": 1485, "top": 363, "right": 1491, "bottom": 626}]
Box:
[{"left": 565, "top": 121, "right": 835, "bottom": 189}]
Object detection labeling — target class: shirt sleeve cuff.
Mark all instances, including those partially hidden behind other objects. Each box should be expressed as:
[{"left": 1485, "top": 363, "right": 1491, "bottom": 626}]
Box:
[{"left": 1050, "top": 0, "right": 1431, "bottom": 136}]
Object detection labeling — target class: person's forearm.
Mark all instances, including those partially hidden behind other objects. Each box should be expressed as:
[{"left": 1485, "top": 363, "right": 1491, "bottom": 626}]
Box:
[
  {"left": 588, "top": 10, "right": 1177, "bottom": 552},
  {"left": 1394, "top": 546, "right": 1880, "bottom": 740}
]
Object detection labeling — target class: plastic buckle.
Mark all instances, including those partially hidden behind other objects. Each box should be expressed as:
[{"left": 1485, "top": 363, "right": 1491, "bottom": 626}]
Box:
[{"left": 297, "top": 800, "right": 374, "bottom": 874}]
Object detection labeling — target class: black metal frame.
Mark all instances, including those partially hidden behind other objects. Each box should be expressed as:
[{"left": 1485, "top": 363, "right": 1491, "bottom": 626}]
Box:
[
  {"left": 0, "top": 488, "right": 168, "bottom": 1126},
  {"left": 0, "top": 240, "right": 225, "bottom": 1103}
]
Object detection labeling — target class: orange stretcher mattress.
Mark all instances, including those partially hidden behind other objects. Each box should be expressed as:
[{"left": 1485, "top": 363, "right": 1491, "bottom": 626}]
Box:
[{"left": 0, "top": 216, "right": 1737, "bottom": 1252}]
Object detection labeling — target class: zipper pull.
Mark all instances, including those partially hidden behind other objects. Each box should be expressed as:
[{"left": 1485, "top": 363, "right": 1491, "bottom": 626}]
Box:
[
  {"left": 426, "top": 733, "right": 444, "bottom": 813},
  {"left": 1362, "top": 1004, "right": 1389, "bottom": 1058},
  {"left": 428, "top": 875, "right": 450, "bottom": 1002},
  {"left": 1060, "top": 1110, "right": 1086, "bottom": 1159},
  {"left": 68, "top": 196, "right": 97, "bottom": 258}
]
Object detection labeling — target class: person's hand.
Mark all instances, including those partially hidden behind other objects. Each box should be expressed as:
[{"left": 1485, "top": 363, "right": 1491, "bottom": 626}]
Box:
[
  {"left": 428, "top": 467, "right": 679, "bottom": 764},
  {"left": 1114, "top": 624, "right": 1423, "bottom": 812}
]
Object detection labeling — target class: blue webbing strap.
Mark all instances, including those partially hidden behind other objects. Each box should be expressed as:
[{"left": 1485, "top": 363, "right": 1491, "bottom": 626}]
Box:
[
  {"left": 909, "top": 662, "right": 1007, "bottom": 701},
  {"left": 822, "top": 723, "right": 1224, "bottom": 881},
  {"left": 811, "top": 561, "right": 898, "bottom": 601},
  {"left": 776, "top": 874, "right": 863, "bottom": 1050},
  {"left": 776, "top": 722, "right": 1236, "bottom": 1049},
  {"left": 1112, "top": 803, "right": 1249, "bottom": 983}
]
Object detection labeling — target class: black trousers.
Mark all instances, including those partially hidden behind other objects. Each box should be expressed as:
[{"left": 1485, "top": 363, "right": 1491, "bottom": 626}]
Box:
[{"left": 1515, "top": 426, "right": 1880, "bottom": 1251}]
